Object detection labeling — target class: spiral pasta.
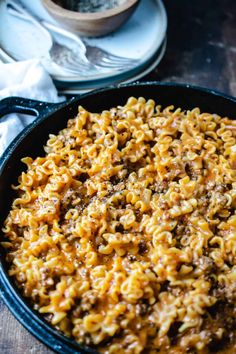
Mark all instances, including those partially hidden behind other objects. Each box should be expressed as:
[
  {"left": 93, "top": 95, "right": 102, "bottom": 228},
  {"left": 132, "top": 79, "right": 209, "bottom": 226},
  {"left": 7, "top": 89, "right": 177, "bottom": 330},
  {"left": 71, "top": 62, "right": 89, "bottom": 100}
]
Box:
[{"left": 2, "top": 97, "right": 236, "bottom": 353}]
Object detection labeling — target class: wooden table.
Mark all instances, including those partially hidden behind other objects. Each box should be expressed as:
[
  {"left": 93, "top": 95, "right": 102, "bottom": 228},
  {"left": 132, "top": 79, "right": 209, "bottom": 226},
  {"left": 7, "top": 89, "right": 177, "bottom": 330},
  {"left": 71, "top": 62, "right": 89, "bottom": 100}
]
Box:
[{"left": 1, "top": 0, "right": 236, "bottom": 353}]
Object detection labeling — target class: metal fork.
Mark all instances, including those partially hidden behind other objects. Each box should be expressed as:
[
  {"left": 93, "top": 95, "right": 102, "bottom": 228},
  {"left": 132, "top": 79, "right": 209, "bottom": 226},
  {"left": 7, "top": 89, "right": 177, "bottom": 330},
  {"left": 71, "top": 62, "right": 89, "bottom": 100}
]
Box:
[
  {"left": 85, "top": 44, "right": 140, "bottom": 69},
  {"left": 60, "top": 42, "right": 141, "bottom": 71},
  {"left": 7, "top": 0, "right": 98, "bottom": 75},
  {"left": 7, "top": 0, "right": 140, "bottom": 73}
]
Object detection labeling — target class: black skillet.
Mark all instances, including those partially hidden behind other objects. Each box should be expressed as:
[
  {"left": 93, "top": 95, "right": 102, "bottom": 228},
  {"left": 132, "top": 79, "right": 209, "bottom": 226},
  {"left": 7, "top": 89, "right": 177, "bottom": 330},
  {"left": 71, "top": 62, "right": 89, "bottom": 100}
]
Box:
[{"left": 1, "top": 82, "right": 236, "bottom": 354}]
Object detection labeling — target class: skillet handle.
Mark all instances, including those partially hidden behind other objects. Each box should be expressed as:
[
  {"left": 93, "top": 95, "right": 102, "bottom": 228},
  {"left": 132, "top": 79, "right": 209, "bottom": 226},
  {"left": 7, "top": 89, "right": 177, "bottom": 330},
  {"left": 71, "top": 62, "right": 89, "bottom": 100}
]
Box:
[{"left": 0, "top": 96, "right": 63, "bottom": 119}]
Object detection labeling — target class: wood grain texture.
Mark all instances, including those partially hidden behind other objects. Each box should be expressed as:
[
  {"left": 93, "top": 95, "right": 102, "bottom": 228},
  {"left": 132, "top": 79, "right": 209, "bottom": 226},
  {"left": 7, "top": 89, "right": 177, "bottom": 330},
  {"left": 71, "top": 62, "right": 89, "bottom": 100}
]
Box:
[
  {"left": 0, "top": 299, "right": 52, "bottom": 354},
  {"left": 145, "top": 0, "right": 236, "bottom": 97},
  {"left": 1, "top": 0, "right": 236, "bottom": 353}
]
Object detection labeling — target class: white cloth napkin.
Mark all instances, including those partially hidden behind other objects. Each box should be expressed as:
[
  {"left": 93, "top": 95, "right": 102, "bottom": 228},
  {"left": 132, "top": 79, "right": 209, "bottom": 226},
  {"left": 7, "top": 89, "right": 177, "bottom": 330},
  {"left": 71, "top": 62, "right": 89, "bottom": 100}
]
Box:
[{"left": 0, "top": 59, "right": 65, "bottom": 155}]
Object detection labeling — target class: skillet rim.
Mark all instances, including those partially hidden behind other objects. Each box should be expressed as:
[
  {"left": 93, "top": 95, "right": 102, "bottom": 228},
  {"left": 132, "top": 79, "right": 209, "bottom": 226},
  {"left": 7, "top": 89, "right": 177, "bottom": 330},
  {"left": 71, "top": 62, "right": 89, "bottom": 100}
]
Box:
[
  {"left": 1, "top": 80, "right": 236, "bottom": 171},
  {"left": 1, "top": 80, "right": 236, "bottom": 172},
  {"left": 1, "top": 81, "right": 236, "bottom": 354}
]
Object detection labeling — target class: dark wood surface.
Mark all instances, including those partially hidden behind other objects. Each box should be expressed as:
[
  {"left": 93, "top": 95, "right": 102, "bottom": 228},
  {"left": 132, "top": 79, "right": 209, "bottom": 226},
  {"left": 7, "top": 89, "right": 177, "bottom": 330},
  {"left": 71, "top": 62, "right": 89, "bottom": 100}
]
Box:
[
  {"left": 146, "top": 0, "right": 236, "bottom": 96},
  {"left": 1, "top": 0, "right": 236, "bottom": 353}
]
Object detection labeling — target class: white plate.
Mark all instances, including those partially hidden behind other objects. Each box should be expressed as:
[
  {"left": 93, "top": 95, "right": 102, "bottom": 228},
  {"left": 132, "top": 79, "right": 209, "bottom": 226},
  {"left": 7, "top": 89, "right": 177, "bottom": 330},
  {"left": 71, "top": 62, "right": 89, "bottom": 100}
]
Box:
[
  {"left": 0, "top": 0, "right": 167, "bottom": 83},
  {"left": 59, "top": 38, "right": 167, "bottom": 94}
]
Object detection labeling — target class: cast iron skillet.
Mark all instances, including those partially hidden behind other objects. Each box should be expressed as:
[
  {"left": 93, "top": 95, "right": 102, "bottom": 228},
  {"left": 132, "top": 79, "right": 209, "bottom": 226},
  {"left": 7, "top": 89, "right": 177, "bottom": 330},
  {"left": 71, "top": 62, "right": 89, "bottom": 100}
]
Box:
[{"left": 1, "top": 82, "right": 236, "bottom": 354}]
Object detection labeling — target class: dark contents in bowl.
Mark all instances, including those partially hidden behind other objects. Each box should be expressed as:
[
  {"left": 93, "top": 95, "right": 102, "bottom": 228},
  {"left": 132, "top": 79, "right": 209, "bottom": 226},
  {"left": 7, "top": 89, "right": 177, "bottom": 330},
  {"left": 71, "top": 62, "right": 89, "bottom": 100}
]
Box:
[{"left": 55, "top": 0, "right": 125, "bottom": 13}]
